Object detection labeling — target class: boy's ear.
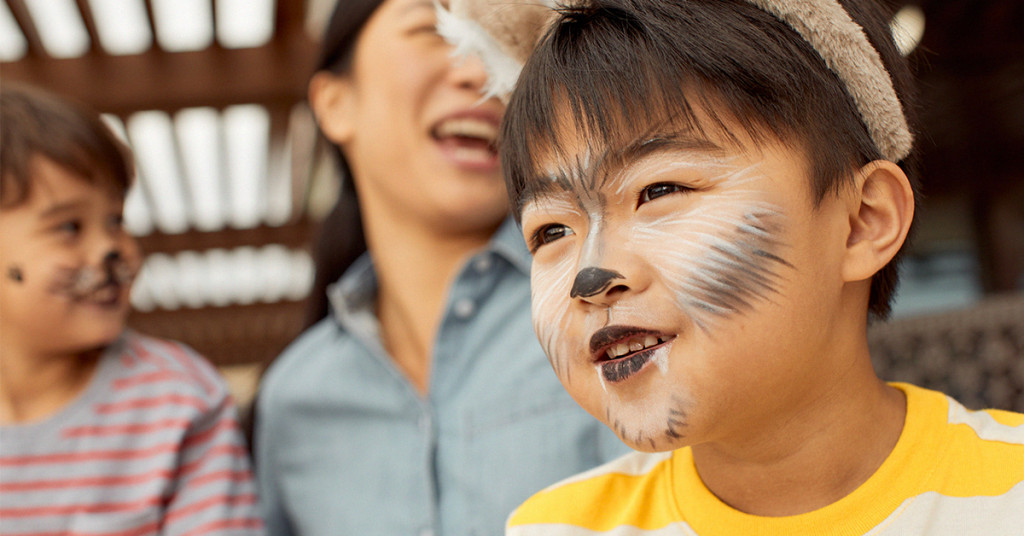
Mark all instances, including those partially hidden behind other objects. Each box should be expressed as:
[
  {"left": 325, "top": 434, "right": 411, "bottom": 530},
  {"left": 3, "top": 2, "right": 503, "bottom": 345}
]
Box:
[
  {"left": 308, "top": 71, "right": 356, "bottom": 145},
  {"left": 842, "top": 160, "right": 915, "bottom": 283}
]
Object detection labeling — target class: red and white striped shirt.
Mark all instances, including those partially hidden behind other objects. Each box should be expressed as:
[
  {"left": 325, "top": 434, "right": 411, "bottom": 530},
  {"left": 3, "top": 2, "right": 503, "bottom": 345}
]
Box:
[{"left": 0, "top": 331, "right": 263, "bottom": 536}]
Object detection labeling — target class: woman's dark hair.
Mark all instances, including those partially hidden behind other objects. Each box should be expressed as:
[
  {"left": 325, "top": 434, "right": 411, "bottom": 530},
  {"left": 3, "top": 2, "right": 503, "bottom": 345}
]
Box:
[
  {"left": 1, "top": 82, "right": 133, "bottom": 208},
  {"left": 303, "top": 0, "right": 386, "bottom": 327},
  {"left": 249, "top": 0, "right": 387, "bottom": 456},
  {"left": 501, "top": 0, "right": 919, "bottom": 319}
]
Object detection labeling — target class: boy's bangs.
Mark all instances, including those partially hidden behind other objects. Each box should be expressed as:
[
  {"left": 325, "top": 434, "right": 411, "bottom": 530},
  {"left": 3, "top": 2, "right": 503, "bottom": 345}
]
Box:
[{"left": 501, "top": 0, "right": 874, "bottom": 218}]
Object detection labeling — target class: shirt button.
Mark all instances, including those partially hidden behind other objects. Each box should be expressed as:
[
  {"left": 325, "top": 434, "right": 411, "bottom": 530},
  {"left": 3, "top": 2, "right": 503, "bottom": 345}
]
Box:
[
  {"left": 453, "top": 298, "right": 475, "bottom": 319},
  {"left": 473, "top": 254, "right": 492, "bottom": 273}
]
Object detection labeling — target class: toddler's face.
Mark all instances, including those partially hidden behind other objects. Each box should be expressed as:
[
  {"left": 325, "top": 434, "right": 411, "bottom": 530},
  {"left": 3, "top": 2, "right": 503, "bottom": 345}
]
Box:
[
  {"left": 519, "top": 122, "right": 853, "bottom": 451},
  {"left": 0, "top": 157, "right": 140, "bottom": 355}
]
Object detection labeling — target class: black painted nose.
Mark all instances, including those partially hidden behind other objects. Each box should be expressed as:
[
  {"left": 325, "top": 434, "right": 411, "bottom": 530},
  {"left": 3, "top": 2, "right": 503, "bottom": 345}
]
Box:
[
  {"left": 570, "top": 267, "right": 624, "bottom": 298},
  {"left": 103, "top": 250, "right": 122, "bottom": 264}
]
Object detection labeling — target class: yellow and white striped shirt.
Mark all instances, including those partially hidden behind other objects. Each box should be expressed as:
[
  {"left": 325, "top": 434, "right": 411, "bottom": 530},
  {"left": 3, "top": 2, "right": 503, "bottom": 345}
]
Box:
[{"left": 507, "top": 383, "right": 1024, "bottom": 535}]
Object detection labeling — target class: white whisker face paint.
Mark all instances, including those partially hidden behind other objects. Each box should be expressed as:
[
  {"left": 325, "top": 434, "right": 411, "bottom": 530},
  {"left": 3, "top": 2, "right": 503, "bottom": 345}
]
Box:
[{"left": 520, "top": 131, "right": 817, "bottom": 452}]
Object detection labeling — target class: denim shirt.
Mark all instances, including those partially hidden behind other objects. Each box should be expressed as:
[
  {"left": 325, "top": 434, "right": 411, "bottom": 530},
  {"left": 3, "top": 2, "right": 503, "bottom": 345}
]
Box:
[{"left": 256, "top": 218, "right": 630, "bottom": 536}]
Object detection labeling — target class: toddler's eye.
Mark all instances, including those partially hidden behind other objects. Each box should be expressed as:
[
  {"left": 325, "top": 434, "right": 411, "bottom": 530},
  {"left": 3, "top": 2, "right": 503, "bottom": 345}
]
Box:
[
  {"left": 56, "top": 220, "right": 82, "bottom": 236},
  {"left": 108, "top": 214, "right": 124, "bottom": 230},
  {"left": 530, "top": 224, "right": 574, "bottom": 252},
  {"left": 639, "top": 183, "right": 692, "bottom": 205}
]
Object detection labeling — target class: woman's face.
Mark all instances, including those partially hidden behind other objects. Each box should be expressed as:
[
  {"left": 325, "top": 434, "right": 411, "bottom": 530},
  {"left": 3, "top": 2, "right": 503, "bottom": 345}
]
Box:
[{"left": 314, "top": 0, "right": 508, "bottom": 235}]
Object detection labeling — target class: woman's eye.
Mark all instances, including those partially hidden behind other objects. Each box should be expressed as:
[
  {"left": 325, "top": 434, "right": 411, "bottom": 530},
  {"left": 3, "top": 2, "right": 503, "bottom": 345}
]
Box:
[
  {"left": 639, "top": 183, "right": 691, "bottom": 205},
  {"left": 530, "top": 224, "right": 574, "bottom": 252}
]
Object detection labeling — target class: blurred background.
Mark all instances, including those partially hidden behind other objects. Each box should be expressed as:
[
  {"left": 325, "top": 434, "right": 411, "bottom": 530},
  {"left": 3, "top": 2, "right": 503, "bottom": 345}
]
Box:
[{"left": 1, "top": 0, "right": 1022, "bottom": 410}]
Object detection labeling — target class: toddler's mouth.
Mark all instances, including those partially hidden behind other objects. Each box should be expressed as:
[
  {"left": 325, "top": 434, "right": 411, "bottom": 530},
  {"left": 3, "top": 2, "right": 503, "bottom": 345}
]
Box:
[
  {"left": 77, "top": 283, "right": 123, "bottom": 309},
  {"left": 589, "top": 326, "right": 675, "bottom": 383}
]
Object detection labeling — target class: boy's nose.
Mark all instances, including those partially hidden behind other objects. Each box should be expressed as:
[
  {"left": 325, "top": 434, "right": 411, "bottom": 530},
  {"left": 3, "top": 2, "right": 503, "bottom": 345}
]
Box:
[
  {"left": 570, "top": 265, "right": 633, "bottom": 308},
  {"left": 570, "top": 267, "right": 623, "bottom": 299}
]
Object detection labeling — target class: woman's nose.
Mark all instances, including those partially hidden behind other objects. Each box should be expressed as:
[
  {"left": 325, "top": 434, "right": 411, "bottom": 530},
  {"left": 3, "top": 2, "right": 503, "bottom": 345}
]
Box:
[{"left": 447, "top": 51, "right": 490, "bottom": 91}]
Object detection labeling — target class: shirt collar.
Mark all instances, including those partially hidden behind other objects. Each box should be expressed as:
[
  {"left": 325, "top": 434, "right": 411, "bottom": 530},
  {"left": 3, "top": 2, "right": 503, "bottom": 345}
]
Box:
[
  {"left": 327, "top": 217, "right": 532, "bottom": 323},
  {"left": 491, "top": 216, "right": 532, "bottom": 275}
]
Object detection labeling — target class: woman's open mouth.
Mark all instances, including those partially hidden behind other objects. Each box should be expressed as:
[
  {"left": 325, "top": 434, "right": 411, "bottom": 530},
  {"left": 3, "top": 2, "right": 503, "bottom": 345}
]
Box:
[
  {"left": 431, "top": 114, "right": 499, "bottom": 170},
  {"left": 590, "top": 326, "right": 675, "bottom": 383}
]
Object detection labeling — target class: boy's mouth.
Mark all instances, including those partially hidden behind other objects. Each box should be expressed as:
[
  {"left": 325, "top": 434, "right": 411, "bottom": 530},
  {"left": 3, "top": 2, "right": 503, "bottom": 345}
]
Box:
[{"left": 590, "top": 325, "right": 675, "bottom": 383}]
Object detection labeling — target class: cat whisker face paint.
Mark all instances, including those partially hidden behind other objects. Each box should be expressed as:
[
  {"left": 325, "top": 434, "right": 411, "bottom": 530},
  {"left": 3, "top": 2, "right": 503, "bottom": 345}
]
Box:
[
  {"left": 520, "top": 124, "right": 850, "bottom": 452},
  {"left": 46, "top": 249, "right": 138, "bottom": 304}
]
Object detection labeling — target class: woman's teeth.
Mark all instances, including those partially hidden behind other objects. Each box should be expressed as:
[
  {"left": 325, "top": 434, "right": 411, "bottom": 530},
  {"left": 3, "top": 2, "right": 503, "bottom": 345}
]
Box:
[
  {"left": 605, "top": 335, "right": 667, "bottom": 360},
  {"left": 434, "top": 117, "right": 498, "bottom": 143}
]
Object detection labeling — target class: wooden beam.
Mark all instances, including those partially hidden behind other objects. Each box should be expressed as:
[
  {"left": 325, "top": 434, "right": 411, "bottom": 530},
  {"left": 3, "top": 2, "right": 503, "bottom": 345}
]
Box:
[
  {"left": 141, "top": 0, "right": 158, "bottom": 48},
  {"left": 134, "top": 217, "right": 316, "bottom": 256},
  {"left": 6, "top": 0, "right": 45, "bottom": 58},
  {"left": 276, "top": 0, "right": 308, "bottom": 37},
  {"left": 128, "top": 299, "right": 308, "bottom": 366},
  {"left": 72, "top": 0, "right": 102, "bottom": 55},
  {"left": 0, "top": 33, "right": 318, "bottom": 115}
]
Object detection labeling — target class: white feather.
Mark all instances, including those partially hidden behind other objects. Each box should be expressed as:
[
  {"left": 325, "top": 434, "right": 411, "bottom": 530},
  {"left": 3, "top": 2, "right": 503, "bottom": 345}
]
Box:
[{"left": 435, "top": 1, "right": 524, "bottom": 101}]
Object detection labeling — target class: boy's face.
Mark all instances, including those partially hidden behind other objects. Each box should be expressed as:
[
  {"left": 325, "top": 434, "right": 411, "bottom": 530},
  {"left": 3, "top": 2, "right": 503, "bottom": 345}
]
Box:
[
  {"left": 519, "top": 120, "right": 855, "bottom": 452},
  {"left": 0, "top": 157, "right": 140, "bottom": 356}
]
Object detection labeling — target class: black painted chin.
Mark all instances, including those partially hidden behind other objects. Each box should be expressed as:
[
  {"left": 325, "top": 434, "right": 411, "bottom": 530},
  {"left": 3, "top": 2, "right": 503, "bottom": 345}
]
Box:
[{"left": 601, "top": 348, "right": 654, "bottom": 382}]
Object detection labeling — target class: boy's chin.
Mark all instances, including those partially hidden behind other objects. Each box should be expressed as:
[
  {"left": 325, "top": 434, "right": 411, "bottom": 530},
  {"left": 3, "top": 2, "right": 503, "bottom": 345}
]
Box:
[{"left": 618, "top": 433, "right": 688, "bottom": 453}]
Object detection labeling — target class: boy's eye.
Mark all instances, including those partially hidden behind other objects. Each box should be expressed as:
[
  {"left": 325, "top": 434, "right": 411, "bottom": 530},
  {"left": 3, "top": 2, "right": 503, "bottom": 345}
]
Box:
[
  {"left": 639, "top": 183, "right": 692, "bottom": 206},
  {"left": 530, "top": 224, "right": 574, "bottom": 252}
]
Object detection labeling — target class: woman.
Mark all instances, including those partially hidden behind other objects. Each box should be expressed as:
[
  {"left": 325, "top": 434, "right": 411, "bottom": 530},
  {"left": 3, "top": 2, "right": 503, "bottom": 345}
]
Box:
[{"left": 254, "top": 1, "right": 628, "bottom": 534}]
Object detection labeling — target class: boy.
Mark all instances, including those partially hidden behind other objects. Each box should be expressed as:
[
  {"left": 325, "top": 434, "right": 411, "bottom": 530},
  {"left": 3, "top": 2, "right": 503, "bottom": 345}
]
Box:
[
  {"left": 473, "top": 0, "right": 1023, "bottom": 533},
  {"left": 0, "top": 84, "right": 263, "bottom": 535}
]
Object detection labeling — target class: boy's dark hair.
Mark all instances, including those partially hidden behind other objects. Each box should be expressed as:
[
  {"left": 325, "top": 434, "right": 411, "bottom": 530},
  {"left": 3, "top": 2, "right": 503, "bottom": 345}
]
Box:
[
  {"left": 501, "top": 0, "right": 919, "bottom": 318},
  {"left": 1, "top": 83, "right": 133, "bottom": 208}
]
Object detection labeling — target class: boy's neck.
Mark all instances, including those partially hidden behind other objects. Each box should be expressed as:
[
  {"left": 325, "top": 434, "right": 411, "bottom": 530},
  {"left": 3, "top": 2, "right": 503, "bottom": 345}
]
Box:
[
  {"left": 0, "top": 341, "right": 103, "bottom": 425},
  {"left": 691, "top": 345, "right": 907, "bottom": 517}
]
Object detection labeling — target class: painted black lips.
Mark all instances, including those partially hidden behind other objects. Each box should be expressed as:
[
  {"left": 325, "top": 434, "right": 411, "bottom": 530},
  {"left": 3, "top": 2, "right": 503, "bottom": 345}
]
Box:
[
  {"left": 589, "top": 325, "right": 665, "bottom": 361},
  {"left": 589, "top": 325, "right": 674, "bottom": 383}
]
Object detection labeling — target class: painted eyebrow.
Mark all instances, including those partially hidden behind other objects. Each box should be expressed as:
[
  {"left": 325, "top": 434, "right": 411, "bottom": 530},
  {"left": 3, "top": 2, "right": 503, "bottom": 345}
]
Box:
[
  {"left": 518, "top": 133, "right": 726, "bottom": 210},
  {"left": 615, "top": 134, "right": 726, "bottom": 163},
  {"left": 518, "top": 174, "right": 576, "bottom": 213}
]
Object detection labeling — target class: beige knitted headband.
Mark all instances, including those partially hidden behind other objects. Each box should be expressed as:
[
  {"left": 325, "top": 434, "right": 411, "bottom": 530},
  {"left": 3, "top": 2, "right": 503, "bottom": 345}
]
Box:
[{"left": 437, "top": 0, "right": 913, "bottom": 162}]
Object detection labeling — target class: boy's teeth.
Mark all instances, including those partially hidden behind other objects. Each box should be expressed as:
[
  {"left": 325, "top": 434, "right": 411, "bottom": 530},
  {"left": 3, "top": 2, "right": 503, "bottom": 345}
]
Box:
[{"left": 604, "top": 335, "right": 667, "bottom": 360}]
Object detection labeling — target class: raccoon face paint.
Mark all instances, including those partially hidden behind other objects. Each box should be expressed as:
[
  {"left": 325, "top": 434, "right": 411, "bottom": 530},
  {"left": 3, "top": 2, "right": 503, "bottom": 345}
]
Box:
[{"left": 521, "top": 131, "right": 845, "bottom": 452}]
